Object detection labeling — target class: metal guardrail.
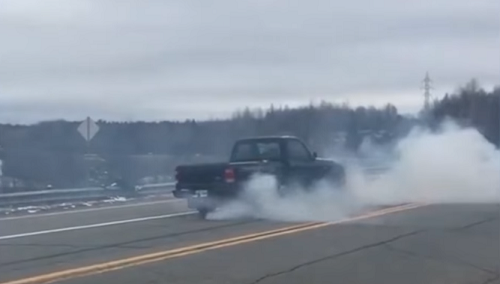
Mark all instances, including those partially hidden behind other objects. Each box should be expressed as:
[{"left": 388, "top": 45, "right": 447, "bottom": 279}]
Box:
[{"left": 0, "top": 183, "right": 176, "bottom": 208}]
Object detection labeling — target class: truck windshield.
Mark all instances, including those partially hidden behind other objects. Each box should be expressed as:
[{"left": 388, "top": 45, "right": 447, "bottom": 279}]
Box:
[{"left": 231, "top": 141, "right": 281, "bottom": 162}]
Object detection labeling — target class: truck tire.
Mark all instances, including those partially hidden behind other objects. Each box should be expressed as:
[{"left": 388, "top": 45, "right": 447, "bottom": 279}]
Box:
[
  {"left": 326, "top": 166, "right": 346, "bottom": 189},
  {"left": 197, "top": 208, "right": 213, "bottom": 219}
]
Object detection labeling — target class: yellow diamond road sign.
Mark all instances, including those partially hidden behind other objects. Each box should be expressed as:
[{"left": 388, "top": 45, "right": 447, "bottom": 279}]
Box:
[{"left": 78, "top": 117, "right": 100, "bottom": 142}]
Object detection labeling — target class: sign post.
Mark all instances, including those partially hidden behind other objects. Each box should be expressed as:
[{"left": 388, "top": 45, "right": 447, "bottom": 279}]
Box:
[{"left": 77, "top": 117, "right": 100, "bottom": 186}]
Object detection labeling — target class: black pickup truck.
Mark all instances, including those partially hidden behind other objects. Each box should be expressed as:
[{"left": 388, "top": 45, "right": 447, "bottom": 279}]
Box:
[{"left": 173, "top": 136, "right": 345, "bottom": 218}]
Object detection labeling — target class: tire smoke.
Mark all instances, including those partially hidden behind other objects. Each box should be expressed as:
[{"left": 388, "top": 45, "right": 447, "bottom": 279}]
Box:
[{"left": 208, "top": 121, "right": 500, "bottom": 222}]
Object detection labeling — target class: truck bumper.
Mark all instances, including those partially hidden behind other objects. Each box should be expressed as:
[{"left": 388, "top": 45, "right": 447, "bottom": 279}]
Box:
[{"left": 173, "top": 183, "right": 241, "bottom": 199}]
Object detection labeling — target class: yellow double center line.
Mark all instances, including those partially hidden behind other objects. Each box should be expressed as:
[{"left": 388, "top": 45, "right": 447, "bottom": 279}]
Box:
[{"left": 3, "top": 203, "right": 424, "bottom": 284}]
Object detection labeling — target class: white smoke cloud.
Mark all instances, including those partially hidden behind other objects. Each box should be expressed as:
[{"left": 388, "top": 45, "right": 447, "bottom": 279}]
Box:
[
  {"left": 353, "top": 121, "right": 500, "bottom": 204},
  {"left": 208, "top": 176, "right": 360, "bottom": 222},
  {"left": 208, "top": 120, "right": 500, "bottom": 222}
]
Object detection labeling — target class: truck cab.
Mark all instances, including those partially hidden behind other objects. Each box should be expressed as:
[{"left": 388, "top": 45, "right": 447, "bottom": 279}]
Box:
[{"left": 229, "top": 136, "right": 340, "bottom": 187}]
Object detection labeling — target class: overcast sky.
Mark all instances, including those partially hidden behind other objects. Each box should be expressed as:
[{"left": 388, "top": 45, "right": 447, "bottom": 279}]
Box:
[{"left": 0, "top": 0, "right": 498, "bottom": 123}]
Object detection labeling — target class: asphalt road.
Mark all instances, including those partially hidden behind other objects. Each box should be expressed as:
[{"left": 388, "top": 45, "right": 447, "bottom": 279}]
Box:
[{"left": 0, "top": 199, "right": 498, "bottom": 284}]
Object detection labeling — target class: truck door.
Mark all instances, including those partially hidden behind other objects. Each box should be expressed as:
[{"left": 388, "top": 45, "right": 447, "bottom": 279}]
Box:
[{"left": 284, "top": 139, "right": 317, "bottom": 188}]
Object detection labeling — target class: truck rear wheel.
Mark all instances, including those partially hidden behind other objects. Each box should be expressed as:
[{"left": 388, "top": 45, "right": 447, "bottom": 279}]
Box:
[{"left": 197, "top": 208, "right": 213, "bottom": 219}]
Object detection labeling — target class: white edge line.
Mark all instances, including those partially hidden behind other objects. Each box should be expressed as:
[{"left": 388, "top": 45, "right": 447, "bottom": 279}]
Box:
[
  {"left": 0, "top": 211, "right": 197, "bottom": 241},
  {"left": 0, "top": 198, "right": 185, "bottom": 221}
]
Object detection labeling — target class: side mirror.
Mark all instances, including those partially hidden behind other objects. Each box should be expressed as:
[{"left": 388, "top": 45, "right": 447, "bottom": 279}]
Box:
[{"left": 312, "top": 152, "right": 318, "bottom": 159}]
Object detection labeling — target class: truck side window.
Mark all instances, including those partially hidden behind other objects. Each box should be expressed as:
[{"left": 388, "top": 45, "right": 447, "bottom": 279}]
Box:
[
  {"left": 287, "top": 140, "right": 311, "bottom": 161},
  {"left": 256, "top": 142, "right": 281, "bottom": 161},
  {"left": 232, "top": 141, "right": 281, "bottom": 161}
]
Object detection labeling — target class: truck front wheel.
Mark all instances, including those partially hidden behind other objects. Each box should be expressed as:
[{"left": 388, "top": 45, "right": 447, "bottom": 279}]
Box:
[{"left": 326, "top": 166, "right": 346, "bottom": 189}]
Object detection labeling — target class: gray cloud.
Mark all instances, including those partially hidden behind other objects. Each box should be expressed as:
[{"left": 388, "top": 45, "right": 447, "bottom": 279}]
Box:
[{"left": 0, "top": 0, "right": 498, "bottom": 123}]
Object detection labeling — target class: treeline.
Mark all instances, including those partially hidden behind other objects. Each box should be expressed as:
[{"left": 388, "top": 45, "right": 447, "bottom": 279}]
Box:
[
  {"left": 0, "top": 102, "right": 406, "bottom": 157},
  {"left": 0, "top": 102, "right": 405, "bottom": 188},
  {"left": 430, "top": 80, "right": 500, "bottom": 147}
]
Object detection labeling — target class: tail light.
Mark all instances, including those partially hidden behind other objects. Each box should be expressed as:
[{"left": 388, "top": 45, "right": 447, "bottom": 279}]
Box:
[{"left": 224, "top": 168, "right": 235, "bottom": 183}]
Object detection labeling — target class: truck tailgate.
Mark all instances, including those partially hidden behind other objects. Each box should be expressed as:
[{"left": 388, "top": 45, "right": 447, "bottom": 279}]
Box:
[{"left": 176, "top": 163, "right": 227, "bottom": 184}]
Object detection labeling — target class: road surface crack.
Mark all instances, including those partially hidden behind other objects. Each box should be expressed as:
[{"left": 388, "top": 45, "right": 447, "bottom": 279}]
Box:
[
  {"left": 248, "top": 230, "right": 424, "bottom": 284},
  {"left": 384, "top": 244, "right": 499, "bottom": 276},
  {"left": 454, "top": 217, "right": 498, "bottom": 231},
  {"left": 480, "top": 274, "right": 499, "bottom": 284}
]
